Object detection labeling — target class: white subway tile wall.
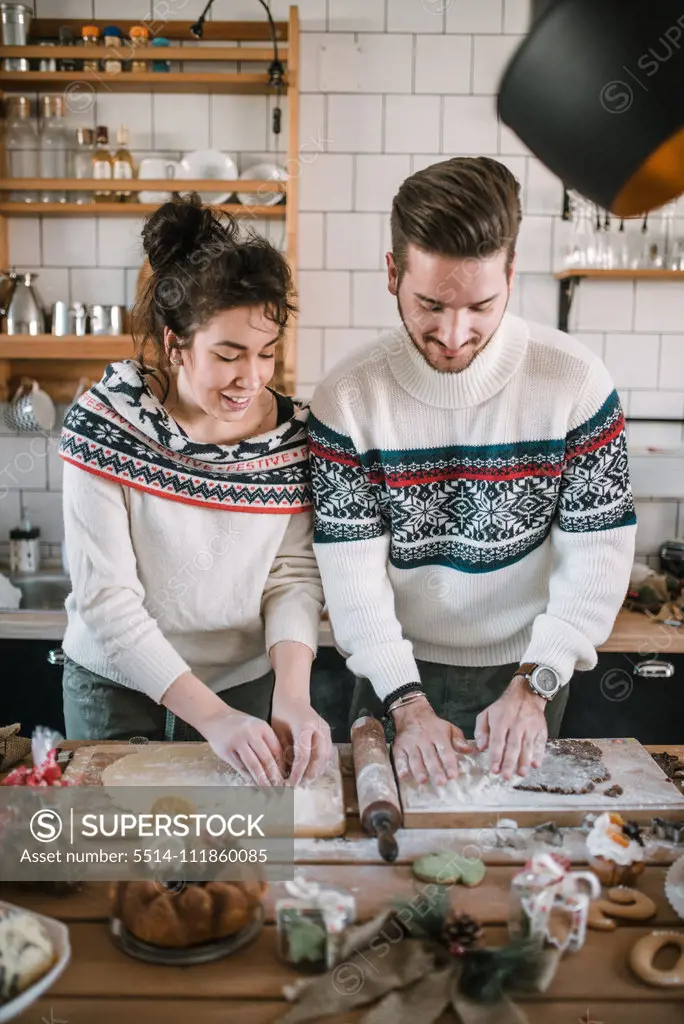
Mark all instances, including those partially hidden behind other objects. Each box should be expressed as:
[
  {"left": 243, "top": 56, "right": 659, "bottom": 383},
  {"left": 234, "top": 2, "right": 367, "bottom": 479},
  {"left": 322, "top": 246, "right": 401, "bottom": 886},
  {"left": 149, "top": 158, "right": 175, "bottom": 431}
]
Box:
[{"left": 2, "top": 0, "right": 684, "bottom": 563}]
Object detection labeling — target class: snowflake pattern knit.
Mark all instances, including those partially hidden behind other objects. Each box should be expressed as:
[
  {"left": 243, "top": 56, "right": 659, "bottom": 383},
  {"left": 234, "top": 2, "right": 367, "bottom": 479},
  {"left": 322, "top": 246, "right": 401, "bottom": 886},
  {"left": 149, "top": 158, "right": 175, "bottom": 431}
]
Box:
[{"left": 308, "top": 314, "right": 637, "bottom": 699}]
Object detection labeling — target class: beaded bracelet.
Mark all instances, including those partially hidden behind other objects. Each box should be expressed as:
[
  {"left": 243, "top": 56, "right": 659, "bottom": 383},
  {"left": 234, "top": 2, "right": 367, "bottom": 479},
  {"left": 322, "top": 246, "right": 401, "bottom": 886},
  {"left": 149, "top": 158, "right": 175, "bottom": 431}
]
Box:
[{"left": 381, "top": 682, "right": 425, "bottom": 718}]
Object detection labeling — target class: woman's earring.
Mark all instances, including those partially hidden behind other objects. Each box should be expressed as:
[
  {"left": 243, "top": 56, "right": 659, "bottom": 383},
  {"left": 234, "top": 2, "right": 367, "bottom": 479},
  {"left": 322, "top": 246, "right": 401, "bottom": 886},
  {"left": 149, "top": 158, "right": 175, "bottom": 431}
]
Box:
[{"left": 170, "top": 350, "right": 182, "bottom": 365}]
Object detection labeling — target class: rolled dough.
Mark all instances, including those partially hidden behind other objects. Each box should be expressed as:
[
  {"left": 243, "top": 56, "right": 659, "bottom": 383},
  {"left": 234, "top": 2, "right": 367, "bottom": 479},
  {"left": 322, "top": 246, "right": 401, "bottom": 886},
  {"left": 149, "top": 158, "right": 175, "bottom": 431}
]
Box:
[{"left": 100, "top": 743, "right": 345, "bottom": 838}]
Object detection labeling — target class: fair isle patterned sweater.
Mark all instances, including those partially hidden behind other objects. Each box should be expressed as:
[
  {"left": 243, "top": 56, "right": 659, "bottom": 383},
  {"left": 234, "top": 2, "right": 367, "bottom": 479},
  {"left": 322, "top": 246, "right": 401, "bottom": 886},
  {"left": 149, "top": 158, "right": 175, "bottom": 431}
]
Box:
[{"left": 309, "top": 313, "right": 636, "bottom": 700}]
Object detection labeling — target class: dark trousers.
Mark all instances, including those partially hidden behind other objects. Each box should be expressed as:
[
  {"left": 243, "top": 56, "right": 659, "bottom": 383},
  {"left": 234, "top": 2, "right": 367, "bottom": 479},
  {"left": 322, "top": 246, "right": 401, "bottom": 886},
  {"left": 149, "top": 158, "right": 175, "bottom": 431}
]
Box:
[
  {"left": 349, "top": 660, "right": 569, "bottom": 740},
  {"left": 62, "top": 655, "right": 275, "bottom": 742}
]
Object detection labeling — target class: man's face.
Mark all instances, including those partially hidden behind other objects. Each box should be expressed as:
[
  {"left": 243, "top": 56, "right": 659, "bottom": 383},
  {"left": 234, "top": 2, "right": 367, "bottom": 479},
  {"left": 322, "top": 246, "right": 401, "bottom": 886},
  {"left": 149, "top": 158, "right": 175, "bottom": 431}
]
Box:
[{"left": 387, "top": 243, "right": 514, "bottom": 373}]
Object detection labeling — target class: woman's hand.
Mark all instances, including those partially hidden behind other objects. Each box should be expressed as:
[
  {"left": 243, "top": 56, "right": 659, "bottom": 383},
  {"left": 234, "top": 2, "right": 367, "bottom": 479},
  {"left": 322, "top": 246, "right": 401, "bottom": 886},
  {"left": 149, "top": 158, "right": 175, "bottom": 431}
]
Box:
[
  {"left": 203, "top": 707, "right": 286, "bottom": 786},
  {"left": 271, "top": 693, "right": 333, "bottom": 786}
]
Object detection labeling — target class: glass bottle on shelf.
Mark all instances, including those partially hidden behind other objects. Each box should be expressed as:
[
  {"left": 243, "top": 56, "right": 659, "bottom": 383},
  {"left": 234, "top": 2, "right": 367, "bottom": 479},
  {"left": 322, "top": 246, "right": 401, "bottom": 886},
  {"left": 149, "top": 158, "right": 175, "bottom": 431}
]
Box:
[
  {"left": 71, "top": 127, "right": 95, "bottom": 204},
  {"left": 58, "top": 25, "right": 76, "bottom": 71},
  {"left": 92, "top": 125, "right": 113, "bottom": 201},
  {"left": 129, "top": 25, "right": 150, "bottom": 71},
  {"left": 113, "top": 125, "right": 134, "bottom": 202},
  {"left": 6, "top": 96, "right": 39, "bottom": 203},
  {"left": 649, "top": 200, "right": 678, "bottom": 268},
  {"left": 564, "top": 192, "right": 598, "bottom": 269},
  {"left": 39, "top": 94, "right": 69, "bottom": 204},
  {"left": 81, "top": 25, "right": 101, "bottom": 71}
]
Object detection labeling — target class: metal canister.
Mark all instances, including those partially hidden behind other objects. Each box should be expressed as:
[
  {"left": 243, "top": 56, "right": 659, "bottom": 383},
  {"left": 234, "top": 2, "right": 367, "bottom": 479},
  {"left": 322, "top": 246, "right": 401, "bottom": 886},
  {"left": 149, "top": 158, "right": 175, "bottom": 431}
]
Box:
[{"left": 1, "top": 2, "right": 33, "bottom": 71}]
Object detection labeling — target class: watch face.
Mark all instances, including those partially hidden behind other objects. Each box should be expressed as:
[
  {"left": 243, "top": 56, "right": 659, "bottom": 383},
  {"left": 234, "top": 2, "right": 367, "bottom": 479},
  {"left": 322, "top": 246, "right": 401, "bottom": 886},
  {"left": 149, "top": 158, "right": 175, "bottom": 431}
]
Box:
[{"left": 533, "top": 667, "right": 558, "bottom": 694}]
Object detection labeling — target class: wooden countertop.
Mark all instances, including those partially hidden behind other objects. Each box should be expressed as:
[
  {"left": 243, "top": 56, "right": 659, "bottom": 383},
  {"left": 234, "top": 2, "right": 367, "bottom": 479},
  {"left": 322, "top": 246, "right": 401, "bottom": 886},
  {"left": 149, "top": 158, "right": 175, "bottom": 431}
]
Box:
[
  {"left": 1, "top": 605, "right": 684, "bottom": 654},
  {"left": 598, "top": 609, "right": 684, "bottom": 655},
  {"left": 0, "top": 741, "right": 683, "bottom": 1022}
]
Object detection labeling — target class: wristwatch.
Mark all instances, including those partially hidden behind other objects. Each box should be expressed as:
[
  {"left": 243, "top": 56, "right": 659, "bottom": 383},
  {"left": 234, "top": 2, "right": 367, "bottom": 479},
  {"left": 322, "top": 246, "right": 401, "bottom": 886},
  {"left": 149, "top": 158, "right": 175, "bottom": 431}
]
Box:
[{"left": 517, "top": 662, "right": 562, "bottom": 700}]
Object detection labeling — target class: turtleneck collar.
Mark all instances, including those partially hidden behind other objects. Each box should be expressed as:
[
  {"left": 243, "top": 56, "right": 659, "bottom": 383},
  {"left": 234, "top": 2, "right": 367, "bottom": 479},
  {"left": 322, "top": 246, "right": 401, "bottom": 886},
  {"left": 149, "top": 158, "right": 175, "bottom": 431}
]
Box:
[{"left": 384, "top": 312, "right": 530, "bottom": 409}]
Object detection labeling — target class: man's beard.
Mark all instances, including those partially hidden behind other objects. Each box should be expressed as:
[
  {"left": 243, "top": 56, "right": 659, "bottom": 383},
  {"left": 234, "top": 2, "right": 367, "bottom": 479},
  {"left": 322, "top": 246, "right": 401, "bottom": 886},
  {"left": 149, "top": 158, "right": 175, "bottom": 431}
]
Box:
[{"left": 397, "top": 292, "right": 508, "bottom": 375}]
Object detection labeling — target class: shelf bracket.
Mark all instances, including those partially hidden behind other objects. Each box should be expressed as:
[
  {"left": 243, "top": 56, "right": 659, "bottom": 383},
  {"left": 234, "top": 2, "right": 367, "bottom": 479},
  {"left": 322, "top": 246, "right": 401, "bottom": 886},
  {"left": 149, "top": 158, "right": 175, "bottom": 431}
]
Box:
[{"left": 558, "top": 274, "right": 582, "bottom": 332}]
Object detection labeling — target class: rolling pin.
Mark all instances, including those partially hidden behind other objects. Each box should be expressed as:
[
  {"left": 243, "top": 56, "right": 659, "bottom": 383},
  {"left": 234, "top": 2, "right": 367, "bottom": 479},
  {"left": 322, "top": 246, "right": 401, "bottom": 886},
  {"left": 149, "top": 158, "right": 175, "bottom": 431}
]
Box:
[{"left": 351, "top": 714, "right": 402, "bottom": 862}]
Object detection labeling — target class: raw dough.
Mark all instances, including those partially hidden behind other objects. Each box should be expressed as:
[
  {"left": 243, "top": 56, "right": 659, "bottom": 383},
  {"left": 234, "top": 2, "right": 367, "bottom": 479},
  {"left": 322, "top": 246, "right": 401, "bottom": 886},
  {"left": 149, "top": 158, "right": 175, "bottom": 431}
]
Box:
[
  {"left": 514, "top": 739, "right": 610, "bottom": 795},
  {"left": 100, "top": 743, "right": 345, "bottom": 837}
]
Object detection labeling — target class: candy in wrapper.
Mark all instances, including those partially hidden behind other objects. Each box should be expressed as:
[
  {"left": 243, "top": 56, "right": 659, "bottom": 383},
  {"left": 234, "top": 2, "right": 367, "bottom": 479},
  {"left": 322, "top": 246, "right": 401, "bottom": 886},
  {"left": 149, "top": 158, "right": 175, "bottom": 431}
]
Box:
[
  {"left": 276, "top": 876, "right": 356, "bottom": 970},
  {"left": 509, "top": 851, "right": 600, "bottom": 953},
  {"left": 2, "top": 726, "right": 70, "bottom": 787}
]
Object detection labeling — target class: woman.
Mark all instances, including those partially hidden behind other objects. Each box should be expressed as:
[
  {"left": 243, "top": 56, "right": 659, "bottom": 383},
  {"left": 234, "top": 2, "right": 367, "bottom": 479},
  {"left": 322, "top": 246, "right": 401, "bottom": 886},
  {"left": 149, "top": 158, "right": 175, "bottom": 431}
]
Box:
[{"left": 59, "top": 193, "right": 331, "bottom": 786}]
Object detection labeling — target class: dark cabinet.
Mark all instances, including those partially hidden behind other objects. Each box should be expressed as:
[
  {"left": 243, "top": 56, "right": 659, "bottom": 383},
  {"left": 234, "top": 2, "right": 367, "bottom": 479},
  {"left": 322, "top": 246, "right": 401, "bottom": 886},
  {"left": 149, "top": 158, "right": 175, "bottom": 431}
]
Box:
[
  {"left": 561, "top": 652, "right": 684, "bottom": 745},
  {"left": 0, "top": 639, "right": 66, "bottom": 737},
  {"left": 0, "top": 640, "right": 354, "bottom": 744}
]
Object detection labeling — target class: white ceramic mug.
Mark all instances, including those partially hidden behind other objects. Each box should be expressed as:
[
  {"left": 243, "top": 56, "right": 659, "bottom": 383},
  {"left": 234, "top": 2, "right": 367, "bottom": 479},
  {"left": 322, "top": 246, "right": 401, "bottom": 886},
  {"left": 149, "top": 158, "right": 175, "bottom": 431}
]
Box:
[
  {"left": 138, "top": 157, "right": 179, "bottom": 203},
  {"left": 4, "top": 378, "right": 56, "bottom": 433}
]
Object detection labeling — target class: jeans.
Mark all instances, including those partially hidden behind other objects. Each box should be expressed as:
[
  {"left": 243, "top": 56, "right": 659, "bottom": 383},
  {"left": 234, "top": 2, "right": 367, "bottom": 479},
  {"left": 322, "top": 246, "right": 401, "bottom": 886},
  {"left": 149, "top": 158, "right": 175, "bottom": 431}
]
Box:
[
  {"left": 349, "top": 660, "right": 570, "bottom": 740},
  {"left": 62, "top": 655, "right": 275, "bottom": 742}
]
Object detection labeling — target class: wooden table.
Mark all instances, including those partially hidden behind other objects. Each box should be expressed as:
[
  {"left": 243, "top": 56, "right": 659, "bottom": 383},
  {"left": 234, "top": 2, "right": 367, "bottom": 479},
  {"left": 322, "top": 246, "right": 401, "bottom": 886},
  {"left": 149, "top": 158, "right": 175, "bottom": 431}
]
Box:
[{"left": 1, "top": 743, "right": 683, "bottom": 1023}]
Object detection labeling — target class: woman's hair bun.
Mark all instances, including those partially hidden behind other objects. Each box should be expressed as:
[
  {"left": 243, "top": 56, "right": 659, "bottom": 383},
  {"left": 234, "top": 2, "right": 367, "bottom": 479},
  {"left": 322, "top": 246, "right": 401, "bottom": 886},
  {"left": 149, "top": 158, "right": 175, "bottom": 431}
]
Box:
[{"left": 142, "top": 192, "right": 217, "bottom": 272}]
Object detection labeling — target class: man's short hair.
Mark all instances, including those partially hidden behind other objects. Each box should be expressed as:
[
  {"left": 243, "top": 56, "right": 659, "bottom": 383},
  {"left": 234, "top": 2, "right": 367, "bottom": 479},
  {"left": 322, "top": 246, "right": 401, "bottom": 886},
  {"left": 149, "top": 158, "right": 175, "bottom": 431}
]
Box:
[{"left": 390, "top": 156, "right": 522, "bottom": 281}]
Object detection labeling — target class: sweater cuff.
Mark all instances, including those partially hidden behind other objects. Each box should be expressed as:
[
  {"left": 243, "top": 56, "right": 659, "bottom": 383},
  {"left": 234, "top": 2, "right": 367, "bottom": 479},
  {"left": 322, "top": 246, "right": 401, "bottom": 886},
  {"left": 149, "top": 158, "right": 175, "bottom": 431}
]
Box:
[
  {"left": 521, "top": 614, "right": 598, "bottom": 687},
  {"left": 265, "top": 604, "right": 321, "bottom": 657},
  {"left": 347, "top": 640, "right": 420, "bottom": 700},
  {"left": 107, "top": 633, "right": 192, "bottom": 703}
]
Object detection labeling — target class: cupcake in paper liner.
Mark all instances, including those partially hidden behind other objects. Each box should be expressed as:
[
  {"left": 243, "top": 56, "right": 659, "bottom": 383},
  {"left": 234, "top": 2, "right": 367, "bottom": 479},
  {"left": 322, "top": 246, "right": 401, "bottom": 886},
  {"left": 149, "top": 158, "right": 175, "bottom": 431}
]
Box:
[
  {"left": 585, "top": 812, "right": 645, "bottom": 886},
  {"left": 665, "top": 854, "right": 684, "bottom": 921}
]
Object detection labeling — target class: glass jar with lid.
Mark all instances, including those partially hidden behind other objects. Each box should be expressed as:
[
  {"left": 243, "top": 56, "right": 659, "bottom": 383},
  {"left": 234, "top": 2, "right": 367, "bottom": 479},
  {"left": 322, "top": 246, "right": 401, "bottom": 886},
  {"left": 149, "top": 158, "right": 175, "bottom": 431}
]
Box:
[
  {"left": 103, "top": 25, "right": 123, "bottom": 74},
  {"left": 6, "top": 95, "right": 38, "bottom": 203},
  {"left": 39, "top": 94, "right": 70, "bottom": 203},
  {"left": 81, "top": 25, "right": 101, "bottom": 72},
  {"left": 129, "top": 25, "right": 149, "bottom": 71},
  {"left": 71, "top": 127, "right": 95, "bottom": 204}
]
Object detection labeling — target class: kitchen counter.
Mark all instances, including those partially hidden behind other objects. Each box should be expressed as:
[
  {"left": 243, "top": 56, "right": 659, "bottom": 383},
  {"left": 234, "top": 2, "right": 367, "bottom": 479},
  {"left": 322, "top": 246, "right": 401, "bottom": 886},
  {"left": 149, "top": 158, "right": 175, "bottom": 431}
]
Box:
[
  {"left": 0, "top": 742, "right": 682, "bottom": 1023},
  {"left": 0, "top": 604, "right": 682, "bottom": 653}
]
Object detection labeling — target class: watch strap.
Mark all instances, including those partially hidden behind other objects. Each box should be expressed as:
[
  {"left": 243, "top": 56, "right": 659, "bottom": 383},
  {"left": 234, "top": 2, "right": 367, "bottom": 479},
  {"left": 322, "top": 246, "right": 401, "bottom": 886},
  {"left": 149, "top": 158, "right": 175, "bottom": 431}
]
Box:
[{"left": 517, "top": 662, "right": 538, "bottom": 678}]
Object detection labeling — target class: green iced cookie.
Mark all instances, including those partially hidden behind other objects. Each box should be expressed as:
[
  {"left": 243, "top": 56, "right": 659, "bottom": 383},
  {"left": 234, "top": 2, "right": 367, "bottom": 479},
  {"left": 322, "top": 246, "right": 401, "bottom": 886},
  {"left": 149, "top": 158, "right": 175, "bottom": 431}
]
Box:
[{"left": 412, "top": 850, "right": 486, "bottom": 887}]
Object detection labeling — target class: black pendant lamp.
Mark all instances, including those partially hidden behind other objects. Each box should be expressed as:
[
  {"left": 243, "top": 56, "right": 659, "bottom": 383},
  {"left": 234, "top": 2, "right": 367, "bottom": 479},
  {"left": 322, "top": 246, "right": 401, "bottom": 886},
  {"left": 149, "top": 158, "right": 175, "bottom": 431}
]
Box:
[{"left": 497, "top": 0, "right": 684, "bottom": 216}]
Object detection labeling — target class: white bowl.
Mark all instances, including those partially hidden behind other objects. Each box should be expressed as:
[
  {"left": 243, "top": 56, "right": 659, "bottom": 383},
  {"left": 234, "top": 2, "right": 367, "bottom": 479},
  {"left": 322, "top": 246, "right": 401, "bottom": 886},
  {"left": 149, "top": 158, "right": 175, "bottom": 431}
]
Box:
[
  {"left": 176, "top": 149, "right": 238, "bottom": 205},
  {"left": 0, "top": 901, "right": 71, "bottom": 1022},
  {"left": 237, "top": 162, "right": 287, "bottom": 207},
  {"left": 665, "top": 853, "right": 684, "bottom": 921}
]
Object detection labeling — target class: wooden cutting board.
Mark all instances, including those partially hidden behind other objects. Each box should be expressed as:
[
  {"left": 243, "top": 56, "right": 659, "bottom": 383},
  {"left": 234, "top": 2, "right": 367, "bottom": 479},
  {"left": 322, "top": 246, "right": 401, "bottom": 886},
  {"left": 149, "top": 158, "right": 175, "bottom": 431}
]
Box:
[
  {"left": 64, "top": 742, "right": 346, "bottom": 839},
  {"left": 397, "top": 738, "right": 684, "bottom": 828}
]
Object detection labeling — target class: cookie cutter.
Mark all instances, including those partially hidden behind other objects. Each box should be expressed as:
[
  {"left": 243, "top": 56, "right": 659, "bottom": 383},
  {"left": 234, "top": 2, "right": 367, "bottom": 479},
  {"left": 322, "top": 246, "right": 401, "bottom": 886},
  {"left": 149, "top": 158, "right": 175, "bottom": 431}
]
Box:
[
  {"left": 533, "top": 821, "right": 564, "bottom": 847},
  {"left": 651, "top": 817, "right": 684, "bottom": 844}
]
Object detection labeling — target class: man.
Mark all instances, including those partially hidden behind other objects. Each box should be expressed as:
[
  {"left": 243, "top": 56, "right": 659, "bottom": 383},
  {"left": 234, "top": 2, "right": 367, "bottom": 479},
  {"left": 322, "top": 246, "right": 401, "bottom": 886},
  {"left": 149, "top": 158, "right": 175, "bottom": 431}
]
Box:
[{"left": 309, "top": 157, "right": 636, "bottom": 786}]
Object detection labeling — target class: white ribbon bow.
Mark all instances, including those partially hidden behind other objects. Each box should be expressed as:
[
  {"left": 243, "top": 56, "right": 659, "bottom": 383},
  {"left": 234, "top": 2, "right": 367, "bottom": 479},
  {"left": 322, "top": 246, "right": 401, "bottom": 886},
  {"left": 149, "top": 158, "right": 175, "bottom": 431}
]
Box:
[
  {"left": 284, "top": 877, "right": 350, "bottom": 933},
  {"left": 519, "top": 852, "right": 601, "bottom": 953}
]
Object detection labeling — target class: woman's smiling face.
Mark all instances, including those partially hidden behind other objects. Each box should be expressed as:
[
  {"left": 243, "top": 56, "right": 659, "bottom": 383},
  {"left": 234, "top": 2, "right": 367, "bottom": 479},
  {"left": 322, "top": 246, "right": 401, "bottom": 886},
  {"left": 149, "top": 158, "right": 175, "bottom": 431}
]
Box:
[{"left": 166, "top": 304, "right": 280, "bottom": 422}]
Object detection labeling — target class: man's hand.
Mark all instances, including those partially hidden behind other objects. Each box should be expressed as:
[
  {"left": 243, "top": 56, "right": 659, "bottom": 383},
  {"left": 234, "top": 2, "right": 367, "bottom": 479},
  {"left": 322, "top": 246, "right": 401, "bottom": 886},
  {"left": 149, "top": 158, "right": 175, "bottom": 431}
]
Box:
[
  {"left": 271, "top": 694, "right": 333, "bottom": 787},
  {"left": 474, "top": 676, "right": 548, "bottom": 780},
  {"left": 392, "top": 697, "right": 472, "bottom": 787}
]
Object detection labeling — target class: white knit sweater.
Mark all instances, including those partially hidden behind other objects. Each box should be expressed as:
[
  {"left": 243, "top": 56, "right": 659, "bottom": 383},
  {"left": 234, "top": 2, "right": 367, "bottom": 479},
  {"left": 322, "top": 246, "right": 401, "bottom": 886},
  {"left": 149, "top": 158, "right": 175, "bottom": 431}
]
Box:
[
  {"left": 62, "top": 465, "right": 323, "bottom": 703},
  {"left": 309, "top": 313, "right": 637, "bottom": 700}
]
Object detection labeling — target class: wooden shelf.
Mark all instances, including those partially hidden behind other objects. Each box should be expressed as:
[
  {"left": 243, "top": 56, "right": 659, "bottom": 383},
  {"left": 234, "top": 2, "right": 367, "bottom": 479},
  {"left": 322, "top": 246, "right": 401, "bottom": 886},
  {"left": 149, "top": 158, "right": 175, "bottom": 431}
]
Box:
[
  {"left": 555, "top": 268, "right": 684, "bottom": 280},
  {"left": 0, "top": 203, "right": 285, "bottom": 218},
  {"left": 0, "top": 336, "right": 133, "bottom": 359},
  {"left": 28, "top": 19, "right": 289, "bottom": 42},
  {"left": 0, "top": 179, "right": 286, "bottom": 193},
  {"left": 0, "top": 8, "right": 299, "bottom": 396},
  {"left": 0, "top": 70, "right": 283, "bottom": 93},
  {"left": 0, "top": 45, "right": 288, "bottom": 62},
  {"left": 0, "top": 336, "right": 136, "bottom": 401}
]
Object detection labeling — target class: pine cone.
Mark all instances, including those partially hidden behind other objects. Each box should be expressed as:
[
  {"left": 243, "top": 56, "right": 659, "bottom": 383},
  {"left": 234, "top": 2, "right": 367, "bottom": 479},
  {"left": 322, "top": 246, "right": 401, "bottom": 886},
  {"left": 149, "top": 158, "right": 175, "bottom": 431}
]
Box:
[{"left": 442, "top": 913, "right": 483, "bottom": 956}]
